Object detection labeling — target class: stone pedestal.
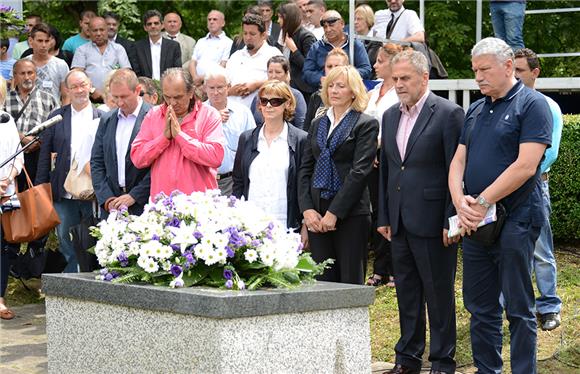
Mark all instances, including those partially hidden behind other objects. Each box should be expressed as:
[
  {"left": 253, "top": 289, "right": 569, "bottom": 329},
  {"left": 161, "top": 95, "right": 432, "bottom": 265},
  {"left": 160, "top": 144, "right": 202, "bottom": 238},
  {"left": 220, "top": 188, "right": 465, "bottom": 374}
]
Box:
[{"left": 42, "top": 273, "right": 374, "bottom": 374}]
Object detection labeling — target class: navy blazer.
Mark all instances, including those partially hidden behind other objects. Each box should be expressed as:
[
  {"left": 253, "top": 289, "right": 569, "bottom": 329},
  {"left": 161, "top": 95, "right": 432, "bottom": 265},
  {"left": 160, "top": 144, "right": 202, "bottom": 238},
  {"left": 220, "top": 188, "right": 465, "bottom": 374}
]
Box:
[
  {"left": 232, "top": 123, "right": 307, "bottom": 230},
  {"left": 377, "top": 92, "right": 464, "bottom": 237},
  {"left": 36, "top": 105, "right": 103, "bottom": 201},
  {"left": 133, "top": 38, "right": 181, "bottom": 79},
  {"left": 90, "top": 102, "right": 152, "bottom": 216},
  {"left": 298, "top": 112, "right": 379, "bottom": 219}
]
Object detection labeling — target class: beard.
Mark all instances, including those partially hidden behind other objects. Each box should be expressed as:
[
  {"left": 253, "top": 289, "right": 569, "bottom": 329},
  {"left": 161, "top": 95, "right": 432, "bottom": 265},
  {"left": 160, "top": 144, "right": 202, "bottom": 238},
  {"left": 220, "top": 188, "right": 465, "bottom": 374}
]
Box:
[
  {"left": 21, "top": 79, "right": 35, "bottom": 90},
  {"left": 246, "top": 43, "right": 255, "bottom": 51}
]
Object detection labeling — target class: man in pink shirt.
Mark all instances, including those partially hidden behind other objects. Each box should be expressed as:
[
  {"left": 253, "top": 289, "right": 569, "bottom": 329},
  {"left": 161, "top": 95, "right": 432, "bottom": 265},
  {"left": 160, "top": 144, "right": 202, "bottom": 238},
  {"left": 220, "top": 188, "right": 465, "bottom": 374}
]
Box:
[
  {"left": 130, "top": 67, "right": 225, "bottom": 198},
  {"left": 376, "top": 50, "right": 464, "bottom": 374}
]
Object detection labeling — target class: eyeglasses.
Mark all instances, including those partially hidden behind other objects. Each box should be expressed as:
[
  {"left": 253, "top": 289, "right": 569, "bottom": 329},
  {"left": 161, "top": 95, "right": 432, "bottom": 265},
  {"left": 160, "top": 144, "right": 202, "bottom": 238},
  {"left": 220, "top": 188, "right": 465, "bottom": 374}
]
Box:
[
  {"left": 259, "top": 97, "right": 287, "bottom": 107},
  {"left": 320, "top": 17, "right": 341, "bottom": 27},
  {"left": 68, "top": 81, "right": 89, "bottom": 90}
]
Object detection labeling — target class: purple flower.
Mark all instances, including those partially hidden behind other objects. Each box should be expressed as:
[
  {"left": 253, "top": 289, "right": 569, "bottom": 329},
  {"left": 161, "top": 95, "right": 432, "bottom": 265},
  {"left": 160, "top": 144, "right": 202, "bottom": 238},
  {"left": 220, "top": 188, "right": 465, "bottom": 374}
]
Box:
[
  {"left": 170, "top": 244, "right": 181, "bottom": 252},
  {"left": 117, "top": 252, "right": 129, "bottom": 267},
  {"left": 268, "top": 222, "right": 275, "bottom": 230},
  {"left": 104, "top": 272, "right": 114, "bottom": 281},
  {"left": 228, "top": 196, "right": 237, "bottom": 207},
  {"left": 99, "top": 268, "right": 108, "bottom": 276},
  {"left": 251, "top": 239, "right": 261, "bottom": 247},
  {"left": 226, "top": 247, "right": 235, "bottom": 258},
  {"left": 170, "top": 264, "right": 183, "bottom": 277},
  {"left": 223, "top": 269, "right": 233, "bottom": 280},
  {"left": 152, "top": 234, "right": 160, "bottom": 241},
  {"left": 225, "top": 279, "right": 233, "bottom": 289},
  {"left": 184, "top": 252, "right": 196, "bottom": 266},
  {"left": 167, "top": 217, "right": 181, "bottom": 227},
  {"left": 193, "top": 231, "right": 203, "bottom": 240}
]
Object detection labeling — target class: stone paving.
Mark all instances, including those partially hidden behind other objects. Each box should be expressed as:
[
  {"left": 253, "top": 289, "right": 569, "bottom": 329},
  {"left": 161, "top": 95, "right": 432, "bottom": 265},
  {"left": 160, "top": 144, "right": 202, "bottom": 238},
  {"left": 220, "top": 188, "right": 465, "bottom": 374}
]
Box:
[{"left": 0, "top": 302, "right": 462, "bottom": 374}]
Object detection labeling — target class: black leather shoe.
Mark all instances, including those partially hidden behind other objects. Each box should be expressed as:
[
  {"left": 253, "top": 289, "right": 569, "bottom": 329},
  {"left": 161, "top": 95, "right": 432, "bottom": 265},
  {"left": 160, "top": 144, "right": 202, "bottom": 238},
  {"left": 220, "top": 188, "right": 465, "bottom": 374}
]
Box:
[
  {"left": 384, "top": 364, "right": 420, "bottom": 374},
  {"left": 539, "top": 312, "right": 561, "bottom": 331}
]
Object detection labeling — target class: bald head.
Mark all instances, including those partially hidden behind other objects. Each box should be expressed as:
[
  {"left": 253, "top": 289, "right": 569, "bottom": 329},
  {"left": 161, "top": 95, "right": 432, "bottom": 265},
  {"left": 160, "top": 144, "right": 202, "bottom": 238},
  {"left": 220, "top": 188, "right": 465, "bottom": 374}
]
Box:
[
  {"left": 89, "top": 17, "right": 108, "bottom": 46},
  {"left": 207, "top": 10, "right": 225, "bottom": 35}
]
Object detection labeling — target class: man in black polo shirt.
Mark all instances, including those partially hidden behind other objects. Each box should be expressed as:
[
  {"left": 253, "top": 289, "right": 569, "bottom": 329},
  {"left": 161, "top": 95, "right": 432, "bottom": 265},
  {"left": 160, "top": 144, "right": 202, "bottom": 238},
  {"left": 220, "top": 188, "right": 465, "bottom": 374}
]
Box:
[{"left": 448, "top": 37, "right": 552, "bottom": 374}]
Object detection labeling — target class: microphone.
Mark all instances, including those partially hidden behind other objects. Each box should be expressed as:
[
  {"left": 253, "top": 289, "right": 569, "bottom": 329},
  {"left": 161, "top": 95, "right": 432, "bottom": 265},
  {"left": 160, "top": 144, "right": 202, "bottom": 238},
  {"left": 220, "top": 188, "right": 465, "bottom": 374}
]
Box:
[
  {"left": 0, "top": 111, "right": 11, "bottom": 123},
  {"left": 25, "top": 114, "right": 63, "bottom": 137}
]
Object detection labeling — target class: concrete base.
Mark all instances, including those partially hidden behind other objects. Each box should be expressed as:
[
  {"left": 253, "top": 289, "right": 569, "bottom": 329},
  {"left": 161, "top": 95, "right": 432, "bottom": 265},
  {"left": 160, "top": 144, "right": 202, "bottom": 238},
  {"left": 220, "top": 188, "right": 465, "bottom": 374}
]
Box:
[{"left": 43, "top": 273, "right": 374, "bottom": 374}]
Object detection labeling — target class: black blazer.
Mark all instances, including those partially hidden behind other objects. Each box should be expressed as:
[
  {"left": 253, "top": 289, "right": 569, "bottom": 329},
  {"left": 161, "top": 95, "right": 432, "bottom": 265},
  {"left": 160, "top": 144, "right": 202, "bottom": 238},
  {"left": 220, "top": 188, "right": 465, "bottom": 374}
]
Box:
[
  {"left": 298, "top": 112, "right": 379, "bottom": 219},
  {"left": 90, "top": 102, "right": 152, "bottom": 216},
  {"left": 36, "top": 105, "right": 103, "bottom": 201},
  {"left": 114, "top": 35, "right": 138, "bottom": 71},
  {"left": 133, "top": 38, "right": 181, "bottom": 78},
  {"left": 288, "top": 27, "right": 317, "bottom": 95},
  {"left": 268, "top": 22, "right": 282, "bottom": 48},
  {"left": 232, "top": 123, "right": 307, "bottom": 230},
  {"left": 377, "top": 92, "right": 464, "bottom": 237}
]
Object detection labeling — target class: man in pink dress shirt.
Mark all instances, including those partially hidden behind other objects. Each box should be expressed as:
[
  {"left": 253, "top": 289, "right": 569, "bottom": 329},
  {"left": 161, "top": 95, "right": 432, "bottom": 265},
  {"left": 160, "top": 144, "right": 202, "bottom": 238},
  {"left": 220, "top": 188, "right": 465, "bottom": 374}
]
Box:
[{"left": 130, "top": 68, "right": 225, "bottom": 198}]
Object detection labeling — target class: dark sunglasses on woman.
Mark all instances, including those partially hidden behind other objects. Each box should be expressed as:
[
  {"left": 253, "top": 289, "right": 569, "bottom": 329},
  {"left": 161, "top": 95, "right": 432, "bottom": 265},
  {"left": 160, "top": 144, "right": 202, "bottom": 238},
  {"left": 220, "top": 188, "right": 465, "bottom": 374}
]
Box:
[{"left": 259, "top": 97, "right": 287, "bottom": 107}]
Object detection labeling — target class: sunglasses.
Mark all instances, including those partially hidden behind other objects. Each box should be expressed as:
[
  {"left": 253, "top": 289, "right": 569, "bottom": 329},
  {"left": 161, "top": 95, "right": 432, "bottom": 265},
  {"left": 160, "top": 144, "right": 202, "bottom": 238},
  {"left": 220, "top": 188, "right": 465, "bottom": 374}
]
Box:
[
  {"left": 320, "top": 17, "right": 341, "bottom": 27},
  {"left": 259, "top": 97, "right": 287, "bottom": 107}
]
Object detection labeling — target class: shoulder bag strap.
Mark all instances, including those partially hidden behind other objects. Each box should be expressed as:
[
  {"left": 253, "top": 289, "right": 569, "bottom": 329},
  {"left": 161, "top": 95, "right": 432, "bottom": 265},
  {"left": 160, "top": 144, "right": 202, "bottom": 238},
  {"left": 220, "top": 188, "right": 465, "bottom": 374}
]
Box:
[
  {"left": 13, "top": 86, "right": 37, "bottom": 123},
  {"left": 386, "top": 9, "right": 407, "bottom": 39}
]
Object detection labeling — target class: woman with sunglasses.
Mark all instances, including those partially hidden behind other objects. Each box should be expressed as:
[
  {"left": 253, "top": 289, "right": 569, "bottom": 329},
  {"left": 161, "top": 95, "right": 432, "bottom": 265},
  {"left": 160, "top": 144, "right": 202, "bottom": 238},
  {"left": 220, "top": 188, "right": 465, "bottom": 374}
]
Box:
[
  {"left": 276, "top": 2, "right": 317, "bottom": 102},
  {"left": 298, "top": 65, "right": 379, "bottom": 285},
  {"left": 233, "top": 80, "right": 308, "bottom": 238},
  {"left": 250, "top": 56, "right": 306, "bottom": 129}
]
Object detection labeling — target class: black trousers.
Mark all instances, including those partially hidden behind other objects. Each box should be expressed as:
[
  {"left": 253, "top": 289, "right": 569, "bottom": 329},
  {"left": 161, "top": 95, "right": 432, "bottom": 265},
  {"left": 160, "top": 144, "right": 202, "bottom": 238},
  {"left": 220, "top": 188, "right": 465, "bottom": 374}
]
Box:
[
  {"left": 368, "top": 164, "right": 393, "bottom": 277},
  {"left": 309, "top": 198, "right": 371, "bottom": 285},
  {"left": 391, "top": 221, "right": 457, "bottom": 373}
]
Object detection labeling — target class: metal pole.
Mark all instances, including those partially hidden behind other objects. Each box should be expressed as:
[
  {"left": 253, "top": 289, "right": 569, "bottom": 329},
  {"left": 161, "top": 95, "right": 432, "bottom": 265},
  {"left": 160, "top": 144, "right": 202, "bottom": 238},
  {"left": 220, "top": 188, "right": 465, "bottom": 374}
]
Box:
[
  {"left": 476, "top": 0, "right": 482, "bottom": 42},
  {"left": 420, "top": 0, "right": 425, "bottom": 25},
  {"left": 349, "top": 0, "right": 354, "bottom": 64}
]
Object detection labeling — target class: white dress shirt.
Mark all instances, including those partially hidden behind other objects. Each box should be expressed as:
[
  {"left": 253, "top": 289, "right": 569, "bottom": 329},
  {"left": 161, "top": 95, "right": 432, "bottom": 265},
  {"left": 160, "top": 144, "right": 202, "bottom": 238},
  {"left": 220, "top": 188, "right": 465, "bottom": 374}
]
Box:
[
  {"left": 371, "top": 6, "right": 424, "bottom": 41},
  {"left": 116, "top": 99, "right": 143, "bottom": 187},
  {"left": 326, "top": 107, "right": 352, "bottom": 139},
  {"left": 191, "top": 32, "right": 233, "bottom": 77},
  {"left": 248, "top": 123, "right": 290, "bottom": 227},
  {"left": 365, "top": 81, "right": 399, "bottom": 140},
  {"left": 150, "top": 38, "right": 162, "bottom": 80}
]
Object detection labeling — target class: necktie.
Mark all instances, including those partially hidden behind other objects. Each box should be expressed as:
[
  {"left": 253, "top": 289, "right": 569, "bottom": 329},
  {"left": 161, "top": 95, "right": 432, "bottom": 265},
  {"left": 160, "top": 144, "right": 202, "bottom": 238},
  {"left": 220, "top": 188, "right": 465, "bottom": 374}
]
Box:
[
  {"left": 386, "top": 14, "right": 395, "bottom": 39},
  {"left": 169, "top": 35, "right": 176, "bottom": 40}
]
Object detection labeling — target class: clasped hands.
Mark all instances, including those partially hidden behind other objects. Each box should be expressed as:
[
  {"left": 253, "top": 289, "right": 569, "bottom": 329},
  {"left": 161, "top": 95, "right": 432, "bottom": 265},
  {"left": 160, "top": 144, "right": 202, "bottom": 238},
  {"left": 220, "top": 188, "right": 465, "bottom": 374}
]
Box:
[
  {"left": 164, "top": 105, "right": 181, "bottom": 140},
  {"left": 455, "top": 194, "right": 488, "bottom": 236},
  {"left": 303, "top": 209, "right": 337, "bottom": 233}
]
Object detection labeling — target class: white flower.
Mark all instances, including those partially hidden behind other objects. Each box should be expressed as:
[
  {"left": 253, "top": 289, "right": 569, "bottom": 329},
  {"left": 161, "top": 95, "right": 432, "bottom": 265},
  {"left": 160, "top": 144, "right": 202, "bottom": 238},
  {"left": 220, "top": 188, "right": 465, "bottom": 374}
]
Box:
[
  {"left": 169, "top": 275, "right": 184, "bottom": 288},
  {"left": 137, "top": 256, "right": 159, "bottom": 273},
  {"left": 244, "top": 249, "right": 258, "bottom": 263}
]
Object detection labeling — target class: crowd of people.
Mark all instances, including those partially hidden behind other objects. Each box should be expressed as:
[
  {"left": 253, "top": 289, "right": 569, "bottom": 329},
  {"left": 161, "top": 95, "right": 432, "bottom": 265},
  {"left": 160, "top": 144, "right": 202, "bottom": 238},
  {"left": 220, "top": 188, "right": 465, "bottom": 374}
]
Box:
[{"left": 0, "top": 1, "right": 564, "bottom": 373}]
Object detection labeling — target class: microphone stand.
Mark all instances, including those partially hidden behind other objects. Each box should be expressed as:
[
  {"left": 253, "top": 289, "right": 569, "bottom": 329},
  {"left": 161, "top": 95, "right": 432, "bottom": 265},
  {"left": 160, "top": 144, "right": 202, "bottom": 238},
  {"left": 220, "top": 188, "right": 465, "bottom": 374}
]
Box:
[
  {"left": 0, "top": 136, "right": 40, "bottom": 215},
  {"left": 0, "top": 135, "right": 40, "bottom": 169}
]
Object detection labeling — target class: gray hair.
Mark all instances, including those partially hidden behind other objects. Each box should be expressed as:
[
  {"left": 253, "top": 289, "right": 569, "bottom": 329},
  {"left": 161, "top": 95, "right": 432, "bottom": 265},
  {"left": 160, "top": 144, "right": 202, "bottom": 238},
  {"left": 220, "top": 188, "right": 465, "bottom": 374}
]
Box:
[
  {"left": 204, "top": 65, "right": 230, "bottom": 85},
  {"left": 471, "top": 37, "right": 514, "bottom": 63},
  {"left": 160, "top": 68, "right": 194, "bottom": 92},
  {"left": 391, "top": 50, "right": 429, "bottom": 75}
]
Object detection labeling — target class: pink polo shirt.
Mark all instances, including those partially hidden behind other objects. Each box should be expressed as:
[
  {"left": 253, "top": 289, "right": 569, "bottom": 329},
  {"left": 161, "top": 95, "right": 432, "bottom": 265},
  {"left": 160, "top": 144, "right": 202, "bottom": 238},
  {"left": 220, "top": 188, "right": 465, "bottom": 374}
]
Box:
[
  {"left": 396, "top": 90, "right": 430, "bottom": 159},
  {"left": 130, "top": 101, "right": 225, "bottom": 199}
]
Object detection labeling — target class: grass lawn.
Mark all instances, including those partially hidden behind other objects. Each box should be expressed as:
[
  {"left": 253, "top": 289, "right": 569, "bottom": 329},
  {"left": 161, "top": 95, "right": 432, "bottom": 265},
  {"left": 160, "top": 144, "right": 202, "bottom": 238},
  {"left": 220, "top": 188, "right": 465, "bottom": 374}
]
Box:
[
  {"left": 5, "top": 245, "right": 579, "bottom": 373},
  {"left": 369, "top": 247, "right": 580, "bottom": 373}
]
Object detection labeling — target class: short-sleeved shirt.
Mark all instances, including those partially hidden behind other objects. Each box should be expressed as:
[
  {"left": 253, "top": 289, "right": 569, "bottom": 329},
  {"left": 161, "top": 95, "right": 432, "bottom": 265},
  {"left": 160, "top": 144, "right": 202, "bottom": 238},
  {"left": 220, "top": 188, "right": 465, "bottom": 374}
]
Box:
[
  {"left": 62, "top": 34, "right": 90, "bottom": 54},
  {"left": 25, "top": 55, "right": 69, "bottom": 102},
  {"left": 225, "top": 42, "right": 282, "bottom": 108},
  {"left": 460, "top": 80, "right": 552, "bottom": 222},
  {"left": 371, "top": 6, "right": 424, "bottom": 41},
  {"left": 71, "top": 41, "right": 131, "bottom": 91},
  {"left": 191, "top": 32, "right": 233, "bottom": 77},
  {"left": 0, "top": 58, "right": 15, "bottom": 80},
  {"left": 3, "top": 87, "right": 59, "bottom": 134}
]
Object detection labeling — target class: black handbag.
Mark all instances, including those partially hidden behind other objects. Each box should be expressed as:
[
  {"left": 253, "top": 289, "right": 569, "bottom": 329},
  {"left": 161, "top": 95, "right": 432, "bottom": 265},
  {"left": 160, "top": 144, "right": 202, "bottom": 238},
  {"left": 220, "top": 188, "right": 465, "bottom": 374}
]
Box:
[{"left": 466, "top": 197, "right": 507, "bottom": 246}]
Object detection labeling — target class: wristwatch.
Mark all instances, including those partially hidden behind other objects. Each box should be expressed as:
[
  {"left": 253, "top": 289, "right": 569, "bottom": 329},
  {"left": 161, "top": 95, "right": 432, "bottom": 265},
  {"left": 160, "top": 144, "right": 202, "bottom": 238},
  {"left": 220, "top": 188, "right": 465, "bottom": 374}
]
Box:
[{"left": 477, "top": 195, "right": 491, "bottom": 209}]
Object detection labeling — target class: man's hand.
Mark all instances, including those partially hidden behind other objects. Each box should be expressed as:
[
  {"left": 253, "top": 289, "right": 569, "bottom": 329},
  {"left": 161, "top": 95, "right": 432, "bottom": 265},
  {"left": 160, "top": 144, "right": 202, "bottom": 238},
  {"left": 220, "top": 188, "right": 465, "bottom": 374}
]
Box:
[
  {"left": 377, "top": 225, "right": 391, "bottom": 241},
  {"left": 21, "top": 135, "right": 41, "bottom": 153},
  {"left": 303, "top": 209, "right": 323, "bottom": 233},
  {"left": 319, "top": 211, "right": 337, "bottom": 233},
  {"left": 108, "top": 194, "right": 136, "bottom": 211},
  {"left": 443, "top": 229, "right": 459, "bottom": 247},
  {"left": 229, "top": 84, "right": 245, "bottom": 97},
  {"left": 456, "top": 195, "right": 486, "bottom": 232},
  {"left": 219, "top": 108, "right": 230, "bottom": 123}
]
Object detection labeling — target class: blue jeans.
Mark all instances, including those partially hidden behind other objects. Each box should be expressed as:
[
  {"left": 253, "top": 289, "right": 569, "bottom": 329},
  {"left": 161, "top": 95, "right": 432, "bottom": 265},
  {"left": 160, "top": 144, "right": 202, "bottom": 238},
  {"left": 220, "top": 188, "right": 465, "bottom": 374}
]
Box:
[
  {"left": 463, "top": 216, "right": 540, "bottom": 374},
  {"left": 490, "top": 1, "right": 526, "bottom": 50},
  {"left": 534, "top": 180, "right": 562, "bottom": 314},
  {"left": 54, "top": 199, "right": 94, "bottom": 273}
]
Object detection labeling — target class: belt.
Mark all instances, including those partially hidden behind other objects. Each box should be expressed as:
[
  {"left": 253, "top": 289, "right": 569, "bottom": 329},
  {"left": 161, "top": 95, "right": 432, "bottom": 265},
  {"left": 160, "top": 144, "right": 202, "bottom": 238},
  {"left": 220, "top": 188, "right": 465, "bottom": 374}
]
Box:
[
  {"left": 541, "top": 173, "right": 548, "bottom": 182},
  {"left": 217, "top": 172, "right": 232, "bottom": 180}
]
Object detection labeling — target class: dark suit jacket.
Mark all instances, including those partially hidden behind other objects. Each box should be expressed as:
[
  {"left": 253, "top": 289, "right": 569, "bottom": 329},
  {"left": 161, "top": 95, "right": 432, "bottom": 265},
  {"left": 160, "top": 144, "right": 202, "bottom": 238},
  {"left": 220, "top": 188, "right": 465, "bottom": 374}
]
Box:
[
  {"left": 268, "top": 22, "right": 282, "bottom": 48},
  {"left": 133, "top": 38, "right": 181, "bottom": 78},
  {"left": 298, "top": 112, "right": 379, "bottom": 219},
  {"left": 90, "top": 102, "right": 152, "bottom": 216},
  {"left": 114, "top": 35, "right": 138, "bottom": 71},
  {"left": 36, "top": 105, "right": 103, "bottom": 201},
  {"left": 377, "top": 92, "right": 464, "bottom": 237},
  {"left": 288, "top": 27, "right": 317, "bottom": 95},
  {"left": 232, "top": 123, "right": 307, "bottom": 230}
]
